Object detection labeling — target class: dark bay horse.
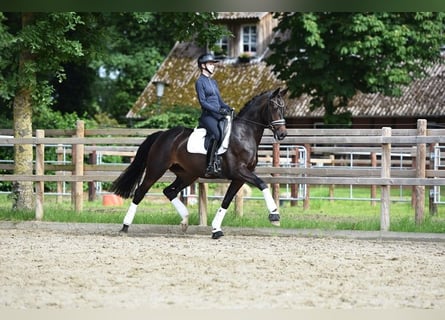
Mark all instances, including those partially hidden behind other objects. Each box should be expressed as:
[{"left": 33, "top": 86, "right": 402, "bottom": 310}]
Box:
[{"left": 111, "top": 88, "right": 288, "bottom": 239}]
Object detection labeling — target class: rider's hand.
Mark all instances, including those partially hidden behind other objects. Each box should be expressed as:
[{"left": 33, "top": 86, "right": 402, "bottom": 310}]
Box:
[{"left": 219, "top": 107, "right": 230, "bottom": 115}]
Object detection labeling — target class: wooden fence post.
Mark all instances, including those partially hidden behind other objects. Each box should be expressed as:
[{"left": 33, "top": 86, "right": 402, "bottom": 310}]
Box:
[
  {"left": 74, "top": 120, "right": 84, "bottom": 212},
  {"left": 235, "top": 189, "right": 244, "bottom": 217},
  {"left": 370, "top": 152, "right": 377, "bottom": 206},
  {"left": 56, "top": 144, "right": 64, "bottom": 203},
  {"left": 88, "top": 149, "right": 97, "bottom": 201},
  {"left": 411, "top": 151, "right": 417, "bottom": 208},
  {"left": 290, "top": 146, "right": 299, "bottom": 206},
  {"left": 415, "top": 119, "right": 427, "bottom": 224},
  {"left": 303, "top": 143, "right": 311, "bottom": 210},
  {"left": 329, "top": 154, "right": 335, "bottom": 202},
  {"left": 35, "top": 130, "right": 45, "bottom": 220},
  {"left": 380, "top": 127, "right": 391, "bottom": 231},
  {"left": 429, "top": 142, "right": 438, "bottom": 216},
  {"left": 198, "top": 182, "right": 208, "bottom": 226}
]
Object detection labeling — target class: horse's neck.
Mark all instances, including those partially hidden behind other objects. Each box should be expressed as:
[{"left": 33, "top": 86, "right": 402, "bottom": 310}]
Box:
[
  {"left": 233, "top": 118, "right": 265, "bottom": 146},
  {"left": 235, "top": 96, "right": 269, "bottom": 145}
]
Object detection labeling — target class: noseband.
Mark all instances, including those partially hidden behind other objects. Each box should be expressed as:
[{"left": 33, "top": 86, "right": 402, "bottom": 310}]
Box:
[{"left": 268, "top": 98, "right": 286, "bottom": 129}]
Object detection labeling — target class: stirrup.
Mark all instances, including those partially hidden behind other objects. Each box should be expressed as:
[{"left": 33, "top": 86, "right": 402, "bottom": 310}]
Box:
[
  {"left": 214, "top": 156, "right": 221, "bottom": 172},
  {"left": 205, "top": 160, "right": 221, "bottom": 177},
  {"left": 205, "top": 164, "right": 216, "bottom": 177}
]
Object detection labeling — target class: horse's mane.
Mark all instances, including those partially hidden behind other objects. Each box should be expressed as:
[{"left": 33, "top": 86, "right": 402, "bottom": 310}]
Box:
[{"left": 237, "top": 90, "right": 271, "bottom": 117}]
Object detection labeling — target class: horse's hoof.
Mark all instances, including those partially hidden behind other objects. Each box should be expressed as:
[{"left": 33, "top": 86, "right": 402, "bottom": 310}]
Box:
[
  {"left": 119, "top": 224, "right": 129, "bottom": 235},
  {"left": 211, "top": 230, "right": 224, "bottom": 239},
  {"left": 180, "top": 222, "right": 188, "bottom": 233},
  {"left": 180, "top": 217, "right": 189, "bottom": 233},
  {"left": 269, "top": 213, "right": 280, "bottom": 227}
]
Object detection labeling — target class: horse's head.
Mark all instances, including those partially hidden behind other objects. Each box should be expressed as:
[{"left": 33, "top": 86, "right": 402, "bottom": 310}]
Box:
[{"left": 268, "top": 88, "right": 288, "bottom": 141}]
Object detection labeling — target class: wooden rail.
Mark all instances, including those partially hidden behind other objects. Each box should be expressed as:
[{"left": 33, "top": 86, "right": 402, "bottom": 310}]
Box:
[{"left": 1, "top": 119, "right": 444, "bottom": 231}]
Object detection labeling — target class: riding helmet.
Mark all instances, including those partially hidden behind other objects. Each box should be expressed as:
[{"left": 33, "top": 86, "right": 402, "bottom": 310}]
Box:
[{"left": 197, "top": 53, "right": 219, "bottom": 68}]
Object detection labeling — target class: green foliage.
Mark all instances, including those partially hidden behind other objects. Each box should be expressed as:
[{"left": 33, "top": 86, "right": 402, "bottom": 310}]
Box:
[
  {"left": 267, "top": 12, "right": 445, "bottom": 124},
  {"left": 32, "top": 103, "right": 83, "bottom": 130},
  {"left": 323, "top": 110, "right": 352, "bottom": 128},
  {"left": 0, "top": 13, "right": 14, "bottom": 101},
  {"left": 89, "top": 13, "right": 169, "bottom": 121},
  {"left": 0, "top": 13, "right": 85, "bottom": 106},
  {"left": 156, "top": 12, "right": 231, "bottom": 49},
  {"left": 135, "top": 105, "right": 200, "bottom": 129}
]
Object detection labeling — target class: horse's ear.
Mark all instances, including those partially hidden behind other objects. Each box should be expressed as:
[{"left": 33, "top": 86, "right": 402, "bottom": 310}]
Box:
[
  {"left": 280, "top": 88, "right": 288, "bottom": 96},
  {"left": 271, "top": 87, "right": 281, "bottom": 98}
]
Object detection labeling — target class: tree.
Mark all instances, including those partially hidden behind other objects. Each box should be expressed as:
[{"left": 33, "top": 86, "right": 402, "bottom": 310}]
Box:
[
  {"left": 267, "top": 12, "right": 445, "bottom": 125},
  {"left": 156, "top": 12, "right": 230, "bottom": 49},
  {"left": 87, "top": 13, "right": 170, "bottom": 122},
  {"left": 1, "top": 12, "right": 85, "bottom": 210}
]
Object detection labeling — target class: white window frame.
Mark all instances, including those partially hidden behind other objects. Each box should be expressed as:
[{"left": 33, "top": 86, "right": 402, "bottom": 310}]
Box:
[
  {"left": 240, "top": 24, "right": 257, "bottom": 55},
  {"left": 214, "top": 36, "right": 229, "bottom": 55}
]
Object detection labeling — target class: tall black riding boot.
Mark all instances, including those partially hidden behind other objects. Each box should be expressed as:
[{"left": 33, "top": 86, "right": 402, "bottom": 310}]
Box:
[{"left": 205, "top": 138, "right": 221, "bottom": 177}]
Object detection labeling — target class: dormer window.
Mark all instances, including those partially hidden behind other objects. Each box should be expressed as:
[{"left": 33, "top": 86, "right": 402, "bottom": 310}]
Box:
[{"left": 241, "top": 25, "right": 257, "bottom": 55}]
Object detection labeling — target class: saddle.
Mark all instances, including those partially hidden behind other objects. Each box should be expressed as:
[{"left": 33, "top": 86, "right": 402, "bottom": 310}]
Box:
[{"left": 187, "top": 116, "right": 232, "bottom": 155}]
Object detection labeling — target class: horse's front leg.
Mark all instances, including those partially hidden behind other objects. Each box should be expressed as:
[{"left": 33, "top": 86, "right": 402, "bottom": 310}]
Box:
[
  {"left": 237, "top": 169, "right": 280, "bottom": 227},
  {"left": 261, "top": 185, "right": 280, "bottom": 226},
  {"left": 210, "top": 180, "right": 245, "bottom": 239}
]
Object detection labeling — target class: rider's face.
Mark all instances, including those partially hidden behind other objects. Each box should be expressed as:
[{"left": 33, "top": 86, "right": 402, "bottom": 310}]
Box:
[{"left": 205, "top": 62, "right": 215, "bottom": 74}]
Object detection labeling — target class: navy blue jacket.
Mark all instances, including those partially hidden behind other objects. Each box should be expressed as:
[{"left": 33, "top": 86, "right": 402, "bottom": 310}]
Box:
[{"left": 195, "top": 74, "right": 230, "bottom": 120}]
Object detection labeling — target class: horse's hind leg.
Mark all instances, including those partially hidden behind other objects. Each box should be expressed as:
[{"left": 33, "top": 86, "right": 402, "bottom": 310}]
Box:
[
  {"left": 163, "top": 176, "right": 195, "bottom": 232},
  {"left": 120, "top": 173, "right": 165, "bottom": 234}
]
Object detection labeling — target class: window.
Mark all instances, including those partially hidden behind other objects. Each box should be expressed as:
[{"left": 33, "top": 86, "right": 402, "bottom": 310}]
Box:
[
  {"left": 241, "top": 25, "right": 257, "bottom": 54},
  {"left": 214, "top": 36, "right": 228, "bottom": 56}
]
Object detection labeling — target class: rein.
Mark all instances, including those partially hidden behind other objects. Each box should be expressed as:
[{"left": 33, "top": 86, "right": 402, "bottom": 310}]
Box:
[
  {"left": 234, "top": 96, "right": 286, "bottom": 131},
  {"left": 234, "top": 115, "right": 268, "bottom": 128}
]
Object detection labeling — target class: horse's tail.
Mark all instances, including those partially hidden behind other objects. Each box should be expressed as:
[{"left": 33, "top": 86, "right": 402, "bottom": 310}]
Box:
[{"left": 110, "top": 131, "right": 164, "bottom": 198}]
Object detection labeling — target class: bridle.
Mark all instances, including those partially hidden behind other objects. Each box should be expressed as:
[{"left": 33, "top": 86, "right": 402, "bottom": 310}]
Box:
[
  {"left": 235, "top": 94, "right": 286, "bottom": 139},
  {"left": 268, "top": 97, "right": 286, "bottom": 129}
]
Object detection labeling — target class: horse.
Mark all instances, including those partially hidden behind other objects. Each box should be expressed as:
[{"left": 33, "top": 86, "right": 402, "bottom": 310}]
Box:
[{"left": 110, "top": 87, "right": 288, "bottom": 239}]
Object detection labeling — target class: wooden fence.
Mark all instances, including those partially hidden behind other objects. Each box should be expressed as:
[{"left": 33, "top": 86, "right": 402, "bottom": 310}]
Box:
[{"left": 1, "top": 119, "right": 445, "bottom": 231}]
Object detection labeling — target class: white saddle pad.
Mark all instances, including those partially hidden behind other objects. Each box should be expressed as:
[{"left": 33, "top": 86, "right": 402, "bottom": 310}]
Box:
[{"left": 187, "top": 117, "right": 231, "bottom": 155}]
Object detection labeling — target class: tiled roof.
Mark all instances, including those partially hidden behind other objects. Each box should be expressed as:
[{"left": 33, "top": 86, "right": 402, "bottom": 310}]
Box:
[
  {"left": 129, "top": 42, "right": 445, "bottom": 119},
  {"left": 216, "top": 12, "right": 269, "bottom": 20},
  {"left": 287, "top": 63, "right": 445, "bottom": 118}
]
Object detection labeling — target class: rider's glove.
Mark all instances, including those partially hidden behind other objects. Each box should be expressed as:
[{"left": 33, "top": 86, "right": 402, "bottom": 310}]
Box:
[{"left": 219, "top": 107, "right": 230, "bottom": 116}]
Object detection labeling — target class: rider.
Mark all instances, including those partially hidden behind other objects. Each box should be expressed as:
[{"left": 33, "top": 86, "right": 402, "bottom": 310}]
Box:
[{"left": 195, "top": 53, "right": 232, "bottom": 177}]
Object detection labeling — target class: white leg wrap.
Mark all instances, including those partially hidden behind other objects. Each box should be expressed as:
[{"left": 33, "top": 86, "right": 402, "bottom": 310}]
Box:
[
  {"left": 123, "top": 202, "right": 138, "bottom": 225},
  {"left": 262, "top": 188, "right": 278, "bottom": 213},
  {"left": 171, "top": 198, "right": 189, "bottom": 219},
  {"left": 211, "top": 207, "right": 227, "bottom": 232}
]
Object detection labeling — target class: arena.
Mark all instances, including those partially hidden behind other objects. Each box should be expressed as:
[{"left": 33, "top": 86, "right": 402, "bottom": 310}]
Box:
[{"left": 0, "top": 222, "right": 444, "bottom": 309}]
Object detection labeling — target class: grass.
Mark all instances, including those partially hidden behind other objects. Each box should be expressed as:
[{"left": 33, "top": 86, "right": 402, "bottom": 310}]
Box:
[{"left": 0, "top": 184, "right": 444, "bottom": 233}]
